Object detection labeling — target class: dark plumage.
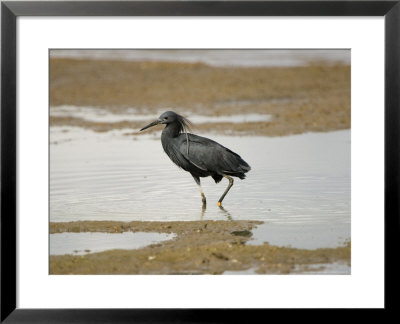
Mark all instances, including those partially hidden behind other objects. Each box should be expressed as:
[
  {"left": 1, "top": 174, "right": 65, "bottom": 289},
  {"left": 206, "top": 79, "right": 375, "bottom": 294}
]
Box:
[{"left": 140, "top": 111, "right": 251, "bottom": 206}]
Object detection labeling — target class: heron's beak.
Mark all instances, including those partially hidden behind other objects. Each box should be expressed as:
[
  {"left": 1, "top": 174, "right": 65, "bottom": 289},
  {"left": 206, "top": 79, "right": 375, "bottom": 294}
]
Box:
[{"left": 140, "top": 119, "right": 161, "bottom": 131}]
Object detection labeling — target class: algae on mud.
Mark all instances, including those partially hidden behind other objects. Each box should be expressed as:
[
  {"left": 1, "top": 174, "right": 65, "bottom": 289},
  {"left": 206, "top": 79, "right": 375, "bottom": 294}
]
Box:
[
  {"left": 50, "top": 58, "right": 350, "bottom": 136},
  {"left": 50, "top": 221, "right": 350, "bottom": 275}
]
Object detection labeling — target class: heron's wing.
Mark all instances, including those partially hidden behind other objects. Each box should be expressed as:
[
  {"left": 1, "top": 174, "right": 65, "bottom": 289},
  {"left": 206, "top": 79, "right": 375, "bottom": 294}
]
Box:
[
  {"left": 178, "top": 134, "right": 250, "bottom": 175},
  {"left": 178, "top": 136, "right": 211, "bottom": 171}
]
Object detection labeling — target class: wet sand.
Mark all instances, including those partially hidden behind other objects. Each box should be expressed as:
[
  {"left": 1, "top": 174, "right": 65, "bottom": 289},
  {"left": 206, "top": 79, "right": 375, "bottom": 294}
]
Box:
[
  {"left": 50, "top": 221, "right": 350, "bottom": 275},
  {"left": 50, "top": 58, "right": 350, "bottom": 136}
]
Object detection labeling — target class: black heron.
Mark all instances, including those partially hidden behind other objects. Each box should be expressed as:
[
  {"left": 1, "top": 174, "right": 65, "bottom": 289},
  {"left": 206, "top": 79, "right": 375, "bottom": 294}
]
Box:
[{"left": 140, "top": 111, "right": 251, "bottom": 207}]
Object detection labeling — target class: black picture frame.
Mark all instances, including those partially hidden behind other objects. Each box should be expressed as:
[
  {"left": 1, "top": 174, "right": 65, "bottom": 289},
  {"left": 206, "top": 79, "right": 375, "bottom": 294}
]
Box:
[{"left": 1, "top": 1, "right": 399, "bottom": 322}]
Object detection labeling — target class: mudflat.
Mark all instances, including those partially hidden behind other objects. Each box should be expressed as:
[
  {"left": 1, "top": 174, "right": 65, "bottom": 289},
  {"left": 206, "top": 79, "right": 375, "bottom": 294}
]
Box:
[
  {"left": 50, "top": 58, "right": 350, "bottom": 136},
  {"left": 50, "top": 221, "right": 350, "bottom": 275}
]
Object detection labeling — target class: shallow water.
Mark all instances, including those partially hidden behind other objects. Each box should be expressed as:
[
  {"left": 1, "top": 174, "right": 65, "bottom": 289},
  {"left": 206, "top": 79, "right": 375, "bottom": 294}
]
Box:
[
  {"left": 50, "top": 49, "right": 350, "bottom": 67},
  {"left": 50, "top": 231, "right": 175, "bottom": 255},
  {"left": 248, "top": 222, "right": 349, "bottom": 250},
  {"left": 50, "top": 126, "right": 350, "bottom": 249},
  {"left": 292, "top": 262, "right": 350, "bottom": 275},
  {"left": 224, "top": 262, "right": 350, "bottom": 275}
]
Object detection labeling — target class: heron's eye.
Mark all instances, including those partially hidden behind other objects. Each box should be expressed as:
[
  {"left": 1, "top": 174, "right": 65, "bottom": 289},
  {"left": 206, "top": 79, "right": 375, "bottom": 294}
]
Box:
[{"left": 165, "top": 117, "right": 168, "bottom": 120}]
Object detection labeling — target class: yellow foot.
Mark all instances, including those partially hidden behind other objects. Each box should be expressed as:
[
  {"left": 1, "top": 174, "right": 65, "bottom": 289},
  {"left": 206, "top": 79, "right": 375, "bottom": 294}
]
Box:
[{"left": 217, "top": 202, "right": 221, "bottom": 206}]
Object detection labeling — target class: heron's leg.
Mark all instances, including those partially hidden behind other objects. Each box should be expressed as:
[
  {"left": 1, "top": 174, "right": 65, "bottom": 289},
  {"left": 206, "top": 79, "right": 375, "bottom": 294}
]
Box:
[
  {"left": 192, "top": 175, "right": 206, "bottom": 206},
  {"left": 217, "top": 175, "right": 234, "bottom": 206}
]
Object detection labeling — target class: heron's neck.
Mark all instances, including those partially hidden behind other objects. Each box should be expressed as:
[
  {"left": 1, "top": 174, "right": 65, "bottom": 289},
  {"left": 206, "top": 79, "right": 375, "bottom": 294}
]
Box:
[{"left": 162, "top": 123, "right": 181, "bottom": 138}]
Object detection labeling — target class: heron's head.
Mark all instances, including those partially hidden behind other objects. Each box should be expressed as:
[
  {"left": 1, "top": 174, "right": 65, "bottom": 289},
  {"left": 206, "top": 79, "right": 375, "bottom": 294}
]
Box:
[
  {"left": 158, "top": 111, "right": 179, "bottom": 125},
  {"left": 140, "top": 111, "right": 192, "bottom": 132}
]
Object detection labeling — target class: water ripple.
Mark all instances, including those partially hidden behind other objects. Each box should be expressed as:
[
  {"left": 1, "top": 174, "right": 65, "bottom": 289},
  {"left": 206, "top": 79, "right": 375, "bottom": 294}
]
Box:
[{"left": 50, "top": 129, "right": 350, "bottom": 225}]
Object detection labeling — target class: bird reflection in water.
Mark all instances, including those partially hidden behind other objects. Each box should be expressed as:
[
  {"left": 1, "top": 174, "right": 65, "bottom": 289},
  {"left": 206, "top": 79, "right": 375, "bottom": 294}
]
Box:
[
  {"left": 199, "top": 204, "right": 232, "bottom": 221},
  {"left": 218, "top": 205, "right": 233, "bottom": 221}
]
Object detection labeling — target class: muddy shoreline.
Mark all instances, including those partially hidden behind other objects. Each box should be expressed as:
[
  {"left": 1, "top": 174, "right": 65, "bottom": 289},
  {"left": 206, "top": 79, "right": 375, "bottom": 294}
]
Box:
[
  {"left": 50, "top": 221, "right": 350, "bottom": 275},
  {"left": 50, "top": 58, "right": 350, "bottom": 136}
]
